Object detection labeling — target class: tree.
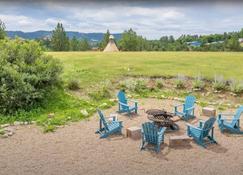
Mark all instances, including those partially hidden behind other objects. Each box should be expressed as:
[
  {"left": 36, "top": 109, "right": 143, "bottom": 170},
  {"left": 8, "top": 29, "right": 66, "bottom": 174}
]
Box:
[
  {"left": 0, "top": 19, "right": 6, "bottom": 40},
  {"left": 70, "top": 36, "right": 80, "bottom": 51},
  {"left": 0, "top": 39, "right": 62, "bottom": 114},
  {"left": 119, "top": 28, "right": 138, "bottom": 51},
  {"left": 51, "top": 23, "right": 69, "bottom": 51},
  {"left": 225, "top": 36, "right": 241, "bottom": 51},
  {"left": 80, "top": 39, "right": 90, "bottom": 51},
  {"left": 99, "top": 29, "right": 110, "bottom": 50}
]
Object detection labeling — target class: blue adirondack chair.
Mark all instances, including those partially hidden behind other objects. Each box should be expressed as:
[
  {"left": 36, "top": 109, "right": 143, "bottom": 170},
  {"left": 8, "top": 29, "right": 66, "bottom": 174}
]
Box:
[
  {"left": 95, "top": 109, "right": 123, "bottom": 138},
  {"left": 217, "top": 106, "right": 243, "bottom": 134},
  {"left": 187, "top": 117, "right": 217, "bottom": 148},
  {"left": 174, "top": 95, "right": 196, "bottom": 120},
  {"left": 117, "top": 90, "right": 138, "bottom": 114},
  {"left": 140, "top": 122, "right": 166, "bottom": 153}
]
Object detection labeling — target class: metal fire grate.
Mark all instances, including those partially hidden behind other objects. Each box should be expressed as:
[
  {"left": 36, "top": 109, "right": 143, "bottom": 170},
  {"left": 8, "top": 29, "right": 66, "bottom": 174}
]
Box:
[{"left": 146, "top": 109, "right": 178, "bottom": 131}]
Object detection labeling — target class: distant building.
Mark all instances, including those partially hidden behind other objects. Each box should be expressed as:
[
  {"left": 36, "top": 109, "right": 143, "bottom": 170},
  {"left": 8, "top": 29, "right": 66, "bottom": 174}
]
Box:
[
  {"left": 42, "top": 35, "right": 51, "bottom": 40},
  {"left": 239, "top": 38, "right": 243, "bottom": 43},
  {"left": 186, "top": 41, "right": 202, "bottom": 47},
  {"left": 205, "top": 41, "right": 224, "bottom": 45}
]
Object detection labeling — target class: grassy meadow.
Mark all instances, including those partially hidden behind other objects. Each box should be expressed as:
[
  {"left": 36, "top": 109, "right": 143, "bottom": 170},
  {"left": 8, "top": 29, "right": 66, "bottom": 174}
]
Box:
[
  {"left": 50, "top": 51, "right": 243, "bottom": 89},
  {"left": 1, "top": 51, "right": 243, "bottom": 132}
]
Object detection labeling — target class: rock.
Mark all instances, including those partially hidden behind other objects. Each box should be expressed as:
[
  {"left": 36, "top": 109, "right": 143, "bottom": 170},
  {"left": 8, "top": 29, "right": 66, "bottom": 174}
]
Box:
[
  {"left": 48, "top": 113, "right": 55, "bottom": 118},
  {"left": 14, "top": 121, "right": 21, "bottom": 126},
  {"left": 160, "top": 95, "right": 166, "bottom": 99},
  {"left": 230, "top": 92, "right": 237, "bottom": 97},
  {"left": 99, "top": 103, "right": 108, "bottom": 108},
  {"left": 218, "top": 94, "right": 226, "bottom": 98},
  {"left": 193, "top": 88, "right": 201, "bottom": 92},
  {"left": 1, "top": 133, "right": 8, "bottom": 138},
  {"left": 1, "top": 124, "right": 10, "bottom": 128},
  {"left": 205, "top": 92, "right": 211, "bottom": 96},
  {"left": 109, "top": 99, "right": 117, "bottom": 102},
  {"left": 4, "top": 127, "right": 15, "bottom": 133},
  {"left": 80, "top": 109, "right": 89, "bottom": 117},
  {"left": 7, "top": 132, "right": 13, "bottom": 136}
]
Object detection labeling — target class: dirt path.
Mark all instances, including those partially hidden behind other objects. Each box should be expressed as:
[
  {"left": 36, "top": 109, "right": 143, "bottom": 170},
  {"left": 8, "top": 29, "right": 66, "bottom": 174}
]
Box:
[{"left": 0, "top": 99, "right": 243, "bottom": 175}]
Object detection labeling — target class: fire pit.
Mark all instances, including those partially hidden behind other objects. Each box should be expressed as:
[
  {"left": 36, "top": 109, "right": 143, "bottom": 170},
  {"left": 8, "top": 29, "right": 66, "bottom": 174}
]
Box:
[{"left": 146, "top": 109, "right": 179, "bottom": 131}]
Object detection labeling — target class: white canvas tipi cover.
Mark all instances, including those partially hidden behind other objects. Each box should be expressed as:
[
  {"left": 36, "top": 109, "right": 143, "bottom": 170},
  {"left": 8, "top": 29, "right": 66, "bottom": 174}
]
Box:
[{"left": 103, "top": 35, "right": 119, "bottom": 52}]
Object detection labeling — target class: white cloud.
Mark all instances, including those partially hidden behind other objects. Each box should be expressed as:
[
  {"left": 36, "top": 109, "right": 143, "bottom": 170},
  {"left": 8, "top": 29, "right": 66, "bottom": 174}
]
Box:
[{"left": 0, "top": 2, "right": 243, "bottom": 39}]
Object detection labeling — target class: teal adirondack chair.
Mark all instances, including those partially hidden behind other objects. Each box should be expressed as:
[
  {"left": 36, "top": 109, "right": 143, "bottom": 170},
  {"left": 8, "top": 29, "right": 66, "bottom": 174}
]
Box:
[
  {"left": 95, "top": 109, "right": 123, "bottom": 138},
  {"left": 117, "top": 90, "right": 138, "bottom": 114},
  {"left": 217, "top": 106, "right": 243, "bottom": 134},
  {"left": 174, "top": 95, "right": 196, "bottom": 120},
  {"left": 187, "top": 117, "right": 217, "bottom": 148},
  {"left": 140, "top": 122, "right": 166, "bottom": 153}
]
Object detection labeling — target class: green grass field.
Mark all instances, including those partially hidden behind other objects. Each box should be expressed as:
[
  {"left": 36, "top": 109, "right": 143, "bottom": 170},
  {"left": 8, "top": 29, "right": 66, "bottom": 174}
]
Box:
[
  {"left": 49, "top": 51, "right": 243, "bottom": 89},
  {"left": 1, "top": 51, "right": 243, "bottom": 131}
]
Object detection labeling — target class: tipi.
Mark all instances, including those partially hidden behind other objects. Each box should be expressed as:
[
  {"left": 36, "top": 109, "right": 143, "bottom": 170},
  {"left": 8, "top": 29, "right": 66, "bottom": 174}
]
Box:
[{"left": 103, "top": 35, "right": 119, "bottom": 52}]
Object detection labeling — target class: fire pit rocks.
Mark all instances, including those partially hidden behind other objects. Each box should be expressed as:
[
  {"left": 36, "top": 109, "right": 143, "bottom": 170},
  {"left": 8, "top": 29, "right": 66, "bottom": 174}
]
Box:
[{"left": 146, "top": 109, "right": 179, "bottom": 131}]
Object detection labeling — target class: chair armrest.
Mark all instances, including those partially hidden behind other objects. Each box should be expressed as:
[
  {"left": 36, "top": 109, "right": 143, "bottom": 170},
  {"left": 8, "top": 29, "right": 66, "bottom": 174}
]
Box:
[
  {"left": 118, "top": 101, "right": 129, "bottom": 107},
  {"left": 186, "top": 123, "right": 203, "bottom": 131},
  {"left": 219, "top": 113, "right": 234, "bottom": 116},
  {"left": 128, "top": 99, "right": 138, "bottom": 103},
  {"left": 185, "top": 106, "right": 195, "bottom": 111},
  {"left": 158, "top": 127, "right": 166, "bottom": 135}
]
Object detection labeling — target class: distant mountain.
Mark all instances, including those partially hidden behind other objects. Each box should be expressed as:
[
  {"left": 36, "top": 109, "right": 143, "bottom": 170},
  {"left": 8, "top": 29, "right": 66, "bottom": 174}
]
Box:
[{"left": 6, "top": 30, "right": 122, "bottom": 42}]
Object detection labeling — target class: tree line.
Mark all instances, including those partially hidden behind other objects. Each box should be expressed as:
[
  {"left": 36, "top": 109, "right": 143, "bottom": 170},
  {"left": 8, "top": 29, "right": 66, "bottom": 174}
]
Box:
[
  {"left": 97, "top": 28, "right": 243, "bottom": 52},
  {"left": 1, "top": 19, "right": 243, "bottom": 51}
]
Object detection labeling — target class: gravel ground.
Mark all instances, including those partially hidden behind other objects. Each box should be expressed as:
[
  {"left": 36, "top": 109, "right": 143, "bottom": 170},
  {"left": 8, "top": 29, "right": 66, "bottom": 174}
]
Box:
[{"left": 0, "top": 98, "right": 243, "bottom": 175}]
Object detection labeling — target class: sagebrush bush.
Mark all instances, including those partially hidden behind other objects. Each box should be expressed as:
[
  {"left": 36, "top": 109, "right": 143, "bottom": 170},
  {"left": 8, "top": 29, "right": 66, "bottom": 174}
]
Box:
[
  {"left": 67, "top": 79, "right": 80, "bottom": 90},
  {"left": 155, "top": 79, "right": 164, "bottom": 89},
  {"left": 229, "top": 79, "right": 243, "bottom": 94},
  {"left": 175, "top": 74, "right": 186, "bottom": 89},
  {"left": 193, "top": 75, "right": 205, "bottom": 90},
  {"left": 0, "top": 39, "right": 62, "bottom": 114},
  {"left": 213, "top": 75, "right": 227, "bottom": 91},
  {"left": 88, "top": 86, "right": 111, "bottom": 101},
  {"left": 134, "top": 79, "right": 148, "bottom": 94}
]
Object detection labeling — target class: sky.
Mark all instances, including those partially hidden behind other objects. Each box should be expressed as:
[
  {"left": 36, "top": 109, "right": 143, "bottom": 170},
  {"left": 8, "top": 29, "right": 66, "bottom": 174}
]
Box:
[{"left": 0, "top": 0, "right": 243, "bottom": 39}]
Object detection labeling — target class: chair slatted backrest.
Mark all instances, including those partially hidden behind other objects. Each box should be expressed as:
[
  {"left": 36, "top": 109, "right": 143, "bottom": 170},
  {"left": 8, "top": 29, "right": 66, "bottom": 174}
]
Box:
[
  {"left": 231, "top": 106, "right": 243, "bottom": 126},
  {"left": 202, "top": 117, "right": 216, "bottom": 137},
  {"left": 97, "top": 109, "right": 109, "bottom": 131},
  {"left": 184, "top": 95, "right": 196, "bottom": 112},
  {"left": 142, "top": 122, "right": 158, "bottom": 145},
  {"left": 117, "top": 90, "right": 128, "bottom": 110}
]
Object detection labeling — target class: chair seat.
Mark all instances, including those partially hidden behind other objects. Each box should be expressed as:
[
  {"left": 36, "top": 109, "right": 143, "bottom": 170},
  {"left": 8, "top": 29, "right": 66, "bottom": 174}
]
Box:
[{"left": 108, "top": 121, "right": 121, "bottom": 131}]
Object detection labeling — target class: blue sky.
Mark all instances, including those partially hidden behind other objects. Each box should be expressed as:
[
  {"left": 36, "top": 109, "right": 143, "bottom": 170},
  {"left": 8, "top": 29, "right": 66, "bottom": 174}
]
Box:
[{"left": 0, "top": 1, "right": 243, "bottom": 39}]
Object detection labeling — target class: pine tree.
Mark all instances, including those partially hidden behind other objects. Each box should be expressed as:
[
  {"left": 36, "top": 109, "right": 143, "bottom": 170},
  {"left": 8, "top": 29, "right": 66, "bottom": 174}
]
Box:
[
  {"left": 0, "top": 19, "right": 6, "bottom": 40},
  {"left": 99, "top": 29, "right": 110, "bottom": 50},
  {"left": 51, "top": 23, "right": 69, "bottom": 51},
  {"left": 80, "top": 39, "right": 90, "bottom": 51},
  {"left": 70, "top": 36, "right": 80, "bottom": 51}
]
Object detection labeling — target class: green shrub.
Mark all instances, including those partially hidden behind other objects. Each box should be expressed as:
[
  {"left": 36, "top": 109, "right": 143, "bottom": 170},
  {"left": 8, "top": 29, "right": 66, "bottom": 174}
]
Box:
[
  {"left": 155, "top": 79, "right": 164, "bottom": 89},
  {"left": 213, "top": 75, "right": 227, "bottom": 91},
  {"left": 193, "top": 75, "right": 205, "bottom": 90},
  {"left": 229, "top": 79, "right": 243, "bottom": 94},
  {"left": 134, "top": 78, "right": 148, "bottom": 94},
  {"left": 88, "top": 86, "right": 111, "bottom": 101},
  {"left": 67, "top": 79, "right": 80, "bottom": 90},
  {"left": 175, "top": 74, "right": 186, "bottom": 89},
  {"left": 0, "top": 39, "right": 62, "bottom": 114}
]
